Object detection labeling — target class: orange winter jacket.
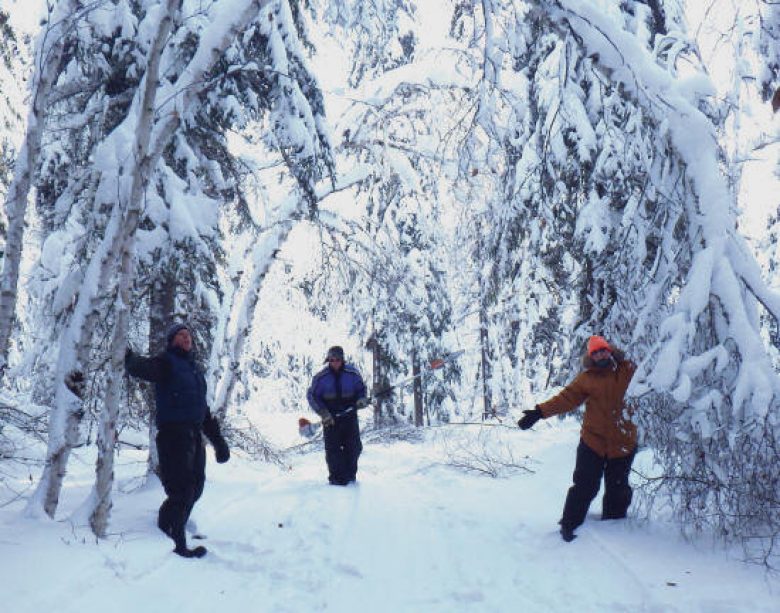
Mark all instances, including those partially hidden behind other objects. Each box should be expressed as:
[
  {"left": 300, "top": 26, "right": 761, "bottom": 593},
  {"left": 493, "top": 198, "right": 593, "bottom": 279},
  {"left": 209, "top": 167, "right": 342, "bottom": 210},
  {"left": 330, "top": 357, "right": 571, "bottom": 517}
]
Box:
[{"left": 537, "top": 350, "right": 637, "bottom": 458}]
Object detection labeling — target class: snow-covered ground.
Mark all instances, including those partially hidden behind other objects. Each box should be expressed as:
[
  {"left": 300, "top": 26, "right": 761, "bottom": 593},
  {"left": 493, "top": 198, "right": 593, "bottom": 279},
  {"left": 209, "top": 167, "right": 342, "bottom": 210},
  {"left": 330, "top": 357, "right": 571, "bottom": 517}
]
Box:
[{"left": 1, "top": 419, "right": 777, "bottom": 613}]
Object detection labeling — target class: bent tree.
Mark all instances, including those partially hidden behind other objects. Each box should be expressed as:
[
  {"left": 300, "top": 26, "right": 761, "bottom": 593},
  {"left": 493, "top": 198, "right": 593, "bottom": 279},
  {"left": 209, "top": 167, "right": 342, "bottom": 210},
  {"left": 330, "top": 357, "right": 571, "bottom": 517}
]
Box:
[
  {"left": 27, "top": 0, "right": 335, "bottom": 527},
  {"left": 447, "top": 0, "right": 780, "bottom": 553}
]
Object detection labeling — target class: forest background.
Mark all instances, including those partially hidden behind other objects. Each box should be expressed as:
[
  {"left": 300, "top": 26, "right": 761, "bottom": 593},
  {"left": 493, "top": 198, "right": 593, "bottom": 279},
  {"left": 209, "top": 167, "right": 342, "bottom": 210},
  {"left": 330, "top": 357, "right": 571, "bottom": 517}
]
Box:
[{"left": 0, "top": 0, "right": 779, "bottom": 571}]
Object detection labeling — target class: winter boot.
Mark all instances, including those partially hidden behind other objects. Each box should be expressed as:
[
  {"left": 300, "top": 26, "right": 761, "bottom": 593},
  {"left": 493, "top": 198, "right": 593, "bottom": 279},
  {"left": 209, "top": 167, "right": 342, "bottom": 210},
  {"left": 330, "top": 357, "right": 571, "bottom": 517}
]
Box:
[
  {"left": 560, "top": 525, "right": 577, "bottom": 543},
  {"left": 174, "top": 543, "right": 208, "bottom": 558},
  {"left": 171, "top": 525, "right": 207, "bottom": 558}
]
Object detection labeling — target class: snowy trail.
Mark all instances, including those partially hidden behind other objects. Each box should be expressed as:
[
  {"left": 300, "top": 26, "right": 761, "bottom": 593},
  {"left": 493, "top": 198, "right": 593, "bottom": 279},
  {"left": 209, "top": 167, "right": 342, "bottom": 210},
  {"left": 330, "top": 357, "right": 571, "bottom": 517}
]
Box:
[{"left": 1, "top": 421, "right": 777, "bottom": 613}]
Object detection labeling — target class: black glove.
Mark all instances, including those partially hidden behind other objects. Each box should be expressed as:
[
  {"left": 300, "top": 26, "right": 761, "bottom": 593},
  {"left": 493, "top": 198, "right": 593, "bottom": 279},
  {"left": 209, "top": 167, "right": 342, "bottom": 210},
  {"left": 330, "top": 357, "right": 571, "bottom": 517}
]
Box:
[
  {"left": 319, "top": 409, "right": 335, "bottom": 428},
  {"left": 203, "top": 413, "right": 230, "bottom": 463},
  {"left": 212, "top": 435, "right": 230, "bottom": 464},
  {"left": 355, "top": 397, "right": 371, "bottom": 409},
  {"left": 64, "top": 370, "right": 85, "bottom": 399},
  {"left": 517, "top": 408, "right": 542, "bottom": 430}
]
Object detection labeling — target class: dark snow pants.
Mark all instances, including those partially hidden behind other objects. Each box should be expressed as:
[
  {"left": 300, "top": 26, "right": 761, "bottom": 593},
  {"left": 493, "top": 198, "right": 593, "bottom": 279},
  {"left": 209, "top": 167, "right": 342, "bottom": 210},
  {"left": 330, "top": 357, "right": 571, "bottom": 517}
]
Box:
[
  {"left": 560, "top": 439, "right": 635, "bottom": 530},
  {"left": 323, "top": 411, "right": 362, "bottom": 485},
  {"left": 156, "top": 423, "right": 206, "bottom": 547}
]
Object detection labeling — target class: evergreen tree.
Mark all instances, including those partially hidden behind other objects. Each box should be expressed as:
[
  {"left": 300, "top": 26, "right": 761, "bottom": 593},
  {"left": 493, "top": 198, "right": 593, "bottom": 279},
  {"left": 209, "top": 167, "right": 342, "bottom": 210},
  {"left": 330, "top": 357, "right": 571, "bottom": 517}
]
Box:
[{"left": 316, "top": 0, "right": 416, "bottom": 86}]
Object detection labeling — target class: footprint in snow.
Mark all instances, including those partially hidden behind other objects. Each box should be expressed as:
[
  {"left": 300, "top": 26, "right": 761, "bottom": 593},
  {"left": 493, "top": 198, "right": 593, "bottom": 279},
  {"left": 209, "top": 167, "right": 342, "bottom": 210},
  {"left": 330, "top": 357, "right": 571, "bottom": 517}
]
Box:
[{"left": 334, "top": 562, "right": 363, "bottom": 578}]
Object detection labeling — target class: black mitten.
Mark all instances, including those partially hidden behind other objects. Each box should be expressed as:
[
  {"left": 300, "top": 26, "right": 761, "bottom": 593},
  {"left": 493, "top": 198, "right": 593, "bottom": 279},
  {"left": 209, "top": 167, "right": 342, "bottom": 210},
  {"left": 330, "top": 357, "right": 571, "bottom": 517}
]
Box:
[
  {"left": 203, "top": 412, "right": 230, "bottom": 463},
  {"left": 517, "top": 408, "right": 542, "bottom": 430},
  {"left": 64, "top": 370, "right": 85, "bottom": 399},
  {"left": 212, "top": 436, "right": 230, "bottom": 464}
]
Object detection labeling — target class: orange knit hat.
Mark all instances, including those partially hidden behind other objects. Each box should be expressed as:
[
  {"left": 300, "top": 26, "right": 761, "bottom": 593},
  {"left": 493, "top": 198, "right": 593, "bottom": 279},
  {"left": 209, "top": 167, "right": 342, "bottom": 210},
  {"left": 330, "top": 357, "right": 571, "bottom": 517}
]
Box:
[{"left": 587, "top": 335, "right": 611, "bottom": 355}]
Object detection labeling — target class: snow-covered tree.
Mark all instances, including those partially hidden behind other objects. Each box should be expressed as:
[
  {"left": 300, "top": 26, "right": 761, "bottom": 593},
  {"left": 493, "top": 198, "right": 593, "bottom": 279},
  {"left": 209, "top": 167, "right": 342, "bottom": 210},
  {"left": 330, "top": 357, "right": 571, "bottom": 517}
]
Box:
[
  {"left": 316, "top": 0, "right": 416, "bottom": 86},
  {"left": 0, "top": 8, "right": 22, "bottom": 206},
  {"left": 307, "top": 6, "right": 464, "bottom": 424},
  {"left": 19, "top": 0, "right": 333, "bottom": 533},
  {"left": 0, "top": 0, "right": 82, "bottom": 370},
  {"left": 443, "top": 0, "right": 780, "bottom": 552},
  {"left": 758, "top": 0, "right": 779, "bottom": 105},
  {"left": 758, "top": 0, "right": 780, "bottom": 300},
  {"left": 343, "top": 204, "right": 458, "bottom": 425}
]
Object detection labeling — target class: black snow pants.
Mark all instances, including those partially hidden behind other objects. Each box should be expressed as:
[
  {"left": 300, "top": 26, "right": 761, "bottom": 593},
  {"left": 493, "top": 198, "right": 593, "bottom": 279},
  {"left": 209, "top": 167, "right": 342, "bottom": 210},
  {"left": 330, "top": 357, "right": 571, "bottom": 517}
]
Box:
[
  {"left": 323, "top": 411, "right": 362, "bottom": 485},
  {"left": 156, "top": 423, "right": 206, "bottom": 547},
  {"left": 560, "top": 439, "right": 635, "bottom": 530}
]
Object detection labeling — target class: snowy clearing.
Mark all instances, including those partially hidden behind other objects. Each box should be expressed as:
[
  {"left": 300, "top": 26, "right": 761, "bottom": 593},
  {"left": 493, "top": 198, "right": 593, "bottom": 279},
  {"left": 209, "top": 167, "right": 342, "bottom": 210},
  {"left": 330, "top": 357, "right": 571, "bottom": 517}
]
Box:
[{"left": 1, "top": 419, "right": 777, "bottom": 613}]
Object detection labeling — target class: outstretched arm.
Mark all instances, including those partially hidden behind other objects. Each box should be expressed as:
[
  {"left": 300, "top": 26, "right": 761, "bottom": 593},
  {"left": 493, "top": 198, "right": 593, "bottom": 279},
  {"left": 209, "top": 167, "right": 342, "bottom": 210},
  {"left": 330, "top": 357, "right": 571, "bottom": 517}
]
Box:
[
  {"left": 124, "top": 349, "right": 171, "bottom": 384},
  {"left": 536, "top": 374, "right": 589, "bottom": 418}
]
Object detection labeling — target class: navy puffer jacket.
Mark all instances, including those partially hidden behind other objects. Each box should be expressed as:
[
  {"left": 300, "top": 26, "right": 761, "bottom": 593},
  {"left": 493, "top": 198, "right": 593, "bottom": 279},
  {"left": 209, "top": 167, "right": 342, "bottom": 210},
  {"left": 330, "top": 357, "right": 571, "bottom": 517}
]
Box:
[
  {"left": 155, "top": 349, "right": 208, "bottom": 426},
  {"left": 126, "top": 347, "right": 208, "bottom": 427}
]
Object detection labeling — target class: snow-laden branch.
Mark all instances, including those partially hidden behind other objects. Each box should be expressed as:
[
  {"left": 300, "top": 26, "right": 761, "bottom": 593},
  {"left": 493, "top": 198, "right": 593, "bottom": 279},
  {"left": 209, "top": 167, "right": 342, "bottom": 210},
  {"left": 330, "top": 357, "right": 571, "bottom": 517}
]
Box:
[
  {"left": 337, "top": 53, "right": 472, "bottom": 135},
  {"left": 539, "top": 0, "right": 780, "bottom": 418},
  {"left": 0, "top": 0, "right": 82, "bottom": 369},
  {"left": 27, "top": 0, "right": 275, "bottom": 521},
  {"left": 209, "top": 164, "right": 372, "bottom": 417},
  {"left": 151, "top": 0, "right": 274, "bottom": 153},
  {"left": 87, "top": 0, "right": 182, "bottom": 539}
]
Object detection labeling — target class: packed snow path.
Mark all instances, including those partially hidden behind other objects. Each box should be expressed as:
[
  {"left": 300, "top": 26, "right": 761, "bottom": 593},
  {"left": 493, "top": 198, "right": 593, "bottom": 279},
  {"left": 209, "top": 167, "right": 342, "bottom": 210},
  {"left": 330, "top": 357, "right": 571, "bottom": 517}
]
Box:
[{"left": 1, "top": 421, "right": 777, "bottom": 612}]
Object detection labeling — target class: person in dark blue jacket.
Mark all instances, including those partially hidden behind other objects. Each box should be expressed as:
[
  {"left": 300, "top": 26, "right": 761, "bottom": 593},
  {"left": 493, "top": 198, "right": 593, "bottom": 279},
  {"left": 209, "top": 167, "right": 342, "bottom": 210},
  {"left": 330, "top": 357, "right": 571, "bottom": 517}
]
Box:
[
  {"left": 125, "top": 322, "right": 230, "bottom": 558},
  {"left": 307, "top": 345, "right": 369, "bottom": 485}
]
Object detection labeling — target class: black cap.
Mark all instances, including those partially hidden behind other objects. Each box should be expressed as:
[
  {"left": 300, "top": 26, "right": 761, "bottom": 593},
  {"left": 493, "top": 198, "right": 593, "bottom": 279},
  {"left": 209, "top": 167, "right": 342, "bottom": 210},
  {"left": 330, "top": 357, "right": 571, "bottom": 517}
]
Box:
[{"left": 324, "top": 345, "right": 345, "bottom": 363}]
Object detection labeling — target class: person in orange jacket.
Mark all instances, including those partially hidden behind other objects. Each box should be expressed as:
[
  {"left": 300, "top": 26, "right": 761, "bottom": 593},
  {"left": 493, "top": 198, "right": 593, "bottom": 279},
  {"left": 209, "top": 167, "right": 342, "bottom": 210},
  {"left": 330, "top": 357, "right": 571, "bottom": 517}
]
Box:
[{"left": 518, "top": 335, "right": 637, "bottom": 542}]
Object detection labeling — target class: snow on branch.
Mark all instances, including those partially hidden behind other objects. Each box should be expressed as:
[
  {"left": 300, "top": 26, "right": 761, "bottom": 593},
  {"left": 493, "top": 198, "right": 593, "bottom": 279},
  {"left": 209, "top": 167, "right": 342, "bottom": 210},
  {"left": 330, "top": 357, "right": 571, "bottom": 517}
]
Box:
[{"left": 542, "top": 0, "right": 780, "bottom": 416}]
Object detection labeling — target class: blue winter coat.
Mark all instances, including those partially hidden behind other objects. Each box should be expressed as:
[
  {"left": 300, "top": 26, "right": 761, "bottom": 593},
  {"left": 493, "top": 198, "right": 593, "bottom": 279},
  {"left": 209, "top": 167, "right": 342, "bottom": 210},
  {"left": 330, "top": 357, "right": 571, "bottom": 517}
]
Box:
[
  {"left": 307, "top": 363, "right": 367, "bottom": 417},
  {"left": 126, "top": 347, "right": 208, "bottom": 427}
]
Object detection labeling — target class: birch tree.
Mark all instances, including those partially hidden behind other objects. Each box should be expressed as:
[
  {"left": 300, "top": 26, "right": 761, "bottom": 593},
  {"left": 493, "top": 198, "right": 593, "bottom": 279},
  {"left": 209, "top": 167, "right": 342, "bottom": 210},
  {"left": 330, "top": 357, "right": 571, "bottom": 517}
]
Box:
[
  {"left": 26, "top": 0, "right": 280, "bottom": 520},
  {"left": 446, "top": 0, "right": 780, "bottom": 550},
  {"left": 0, "top": 0, "right": 81, "bottom": 370},
  {"left": 0, "top": 8, "right": 21, "bottom": 203},
  {"left": 22, "top": 0, "right": 335, "bottom": 529},
  {"left": 87, "top": 0, "right": 182, "bottom": 538}
]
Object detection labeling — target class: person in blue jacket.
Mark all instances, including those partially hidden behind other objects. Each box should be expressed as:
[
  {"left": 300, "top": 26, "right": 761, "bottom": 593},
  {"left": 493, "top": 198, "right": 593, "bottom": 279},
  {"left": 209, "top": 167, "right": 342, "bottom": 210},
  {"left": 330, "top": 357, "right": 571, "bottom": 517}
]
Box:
[
  {"left": 307, "top": 345, "right": 369, "bottom": 485},
  {"left": 125, "top": 322, "right": 230, "bottom": 558}
]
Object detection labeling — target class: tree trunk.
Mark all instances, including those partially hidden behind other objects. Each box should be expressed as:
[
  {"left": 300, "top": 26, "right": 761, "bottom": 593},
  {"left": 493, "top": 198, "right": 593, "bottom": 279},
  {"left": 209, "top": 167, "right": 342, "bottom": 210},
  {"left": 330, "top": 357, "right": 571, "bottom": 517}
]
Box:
[
  {"left": 24, "top": 207, "right": 118, "bottom": 517},
  {"left": 479, "top": 292, "right": 493, "bottom": 420},
  {"left": 366, "top": 334, "right": 383, "bottom": 425},
  {"left": 89, "top": 0, "right": 181, "bottom": 538},
  {"left": 28, "top": 0, "right": 274, "bottom": 520},
  {"left": 476, "top": 221, "right": 493, "bottom": 420},
  {"left": 145, "top": 268, "right": 176, "bottom": 476},
  {"left": 0, "top": 1, "right": 76, "bottom": 369},
  {"left": 412, "top": 345, "right": 423, "bottom": 427},
  {"left": 211, "top": 223, "right": 293, "bottom": 419}
]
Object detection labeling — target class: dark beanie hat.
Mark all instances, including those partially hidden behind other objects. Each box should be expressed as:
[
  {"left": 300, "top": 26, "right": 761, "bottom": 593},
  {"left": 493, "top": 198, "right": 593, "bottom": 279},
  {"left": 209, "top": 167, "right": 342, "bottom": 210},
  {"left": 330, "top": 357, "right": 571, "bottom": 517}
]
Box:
[
  {"left": 166, "top": 322, "right": 189, "bottom": 346},
  {"left": 324, "top": 345, "right": 345, "bottom": 363}
]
